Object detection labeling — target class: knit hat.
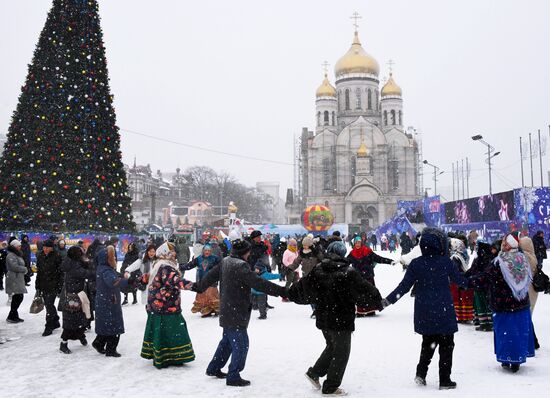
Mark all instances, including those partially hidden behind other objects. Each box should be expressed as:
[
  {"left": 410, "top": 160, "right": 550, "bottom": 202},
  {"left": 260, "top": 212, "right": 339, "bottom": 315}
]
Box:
[
  {"left": 9, "top": 239, "right": 21, "bottom": 248},
  {"left": 232, "top": 239, "right": 251, "bottom": 256},
  {"left": 302, "top": 236, "right": 314, "bottom": 248},
  {"left": 332, "top": 231, "right": 341, "bottom": 237},
  {"left": 250, "top": 230, "right": 262, "bottom": 240},
  {"left": 288, "top": 238, "right": 297, "bottom": 246},
  {"left": 327, "top": 241, "right": 347, "bottom": 257},
  {"left": 43, "top": 240, "right": 55, "bottom": 248},
  {"left": 505, "top": 231, "right": 521, "bottom": 249}
]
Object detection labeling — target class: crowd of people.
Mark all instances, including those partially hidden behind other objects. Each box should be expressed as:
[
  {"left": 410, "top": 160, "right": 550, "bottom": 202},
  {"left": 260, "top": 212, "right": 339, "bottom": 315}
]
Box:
[{"left": 0, "top": 227, "right": 549, "bottom": 395}]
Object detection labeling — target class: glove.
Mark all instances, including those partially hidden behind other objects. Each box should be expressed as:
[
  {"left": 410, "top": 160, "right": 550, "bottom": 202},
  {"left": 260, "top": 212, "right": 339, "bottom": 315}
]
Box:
[{"left": 379, "top": 298, "right": 391, "bottom": 311}]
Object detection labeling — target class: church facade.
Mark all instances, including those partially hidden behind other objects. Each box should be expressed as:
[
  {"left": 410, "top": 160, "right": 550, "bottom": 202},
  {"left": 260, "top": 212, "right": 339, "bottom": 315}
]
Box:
[{"left": 297, "top": 29, "right": 422, "bottom": 229}]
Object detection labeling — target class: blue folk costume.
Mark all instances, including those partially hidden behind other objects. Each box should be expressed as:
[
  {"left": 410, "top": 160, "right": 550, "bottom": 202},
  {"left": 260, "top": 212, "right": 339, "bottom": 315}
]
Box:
[{"left": 180, "top": 245, "right": 221, "bottom": 317}]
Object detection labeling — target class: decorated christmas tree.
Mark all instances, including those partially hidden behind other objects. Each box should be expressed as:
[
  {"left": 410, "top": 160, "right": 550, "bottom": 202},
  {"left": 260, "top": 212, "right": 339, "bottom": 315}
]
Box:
[{"left": 0, "top": 0, "right": 134, "bottom": 232}]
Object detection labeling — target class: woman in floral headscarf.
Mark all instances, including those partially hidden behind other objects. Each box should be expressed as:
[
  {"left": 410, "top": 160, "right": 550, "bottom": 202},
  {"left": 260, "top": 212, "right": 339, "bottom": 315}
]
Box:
[
  {"left": 180, "top": 244, "right": 221, "bottom": 317},
  {"left": 468, "top": 232, "right": 534, "bottom": 373},
  {"left": 140, "top": 242, "right": 196, "bottom": 369},
  {"left": 449, "top": 238, "right": 474, "bottom": 323}
]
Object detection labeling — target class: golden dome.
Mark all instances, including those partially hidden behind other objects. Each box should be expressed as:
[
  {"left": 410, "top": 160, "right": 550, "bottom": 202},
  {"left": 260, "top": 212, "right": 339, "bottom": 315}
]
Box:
[
  {"left": 381, "top": 73, "right": 402, "bottom": 97},
  {"left": 316, "top": 73, "right": 336, "bottom": 98},
  {"left": 335, "top": 31, "right": 379, "bottom": 77},
  {"left": 357, "top": 141, "right": 368, "bottom": 157}
]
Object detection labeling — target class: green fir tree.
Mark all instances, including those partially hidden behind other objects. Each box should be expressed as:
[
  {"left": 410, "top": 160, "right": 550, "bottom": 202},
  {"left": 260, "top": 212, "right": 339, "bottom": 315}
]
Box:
[{"left": 0, "top": 0, "right": 134, "bottom": 232}]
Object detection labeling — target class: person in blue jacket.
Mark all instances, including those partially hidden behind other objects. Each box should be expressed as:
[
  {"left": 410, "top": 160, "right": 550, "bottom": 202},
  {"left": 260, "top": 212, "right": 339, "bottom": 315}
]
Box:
[
  {"left": 381, "top": 228, "right": 468, "bottom": 390},
  {"left": 252, "top": 256, "right": 280, "bottom": 320},
  {"left": 93, "top": 246, "right": 129, "bottom": 357}
]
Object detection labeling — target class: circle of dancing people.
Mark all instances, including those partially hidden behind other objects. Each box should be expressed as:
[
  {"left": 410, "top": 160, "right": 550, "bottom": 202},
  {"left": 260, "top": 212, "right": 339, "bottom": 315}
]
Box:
[{"left": 1, "top": 227, "right": 549, "bottom": 395}]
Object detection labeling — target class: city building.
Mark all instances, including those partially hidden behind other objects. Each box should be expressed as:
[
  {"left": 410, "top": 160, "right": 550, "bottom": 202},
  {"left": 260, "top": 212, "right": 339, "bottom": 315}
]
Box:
[
  {"left": 256, "top": 182, "right": 286, "bottom": 224},
  {"left": 293, "top": 23, "right": 422, "bottom": 229}
]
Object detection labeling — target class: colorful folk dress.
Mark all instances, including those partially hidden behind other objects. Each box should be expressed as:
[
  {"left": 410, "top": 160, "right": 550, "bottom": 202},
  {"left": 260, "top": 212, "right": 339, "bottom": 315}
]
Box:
[
  {"left": 141, "top": 261, "right": 195, "bottom": 369},
  {"left": 181, "top": 254, "right": 221, "bottom": 317}
]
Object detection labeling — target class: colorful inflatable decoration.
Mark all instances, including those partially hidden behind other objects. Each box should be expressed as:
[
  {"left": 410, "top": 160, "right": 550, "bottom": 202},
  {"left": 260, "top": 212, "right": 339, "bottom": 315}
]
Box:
[{"left": 302, "top": 205, "right": 334, "bottom": 232}]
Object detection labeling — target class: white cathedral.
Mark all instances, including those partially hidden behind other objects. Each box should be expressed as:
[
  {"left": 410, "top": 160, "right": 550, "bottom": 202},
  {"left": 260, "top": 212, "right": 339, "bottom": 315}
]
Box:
[{"left": 297, "top": 27, "right": 422, "bottom": 229}]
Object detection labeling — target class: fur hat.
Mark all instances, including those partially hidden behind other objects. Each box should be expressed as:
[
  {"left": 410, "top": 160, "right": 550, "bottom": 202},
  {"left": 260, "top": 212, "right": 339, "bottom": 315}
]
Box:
[
  {"left": 332, "top": 230, "right": 341, "bottom": 237},
  {"left": 302, "top": 236, "right": 314, "bottom": 248},
  {"left": 232, "top": 239, "right": 251, "bottom": 256},
  {"left": 9, "top": 239, "right": 21, "bottom": 248},
  {"left": 250, "top": 230, "right": 262, "bottom": 240}
]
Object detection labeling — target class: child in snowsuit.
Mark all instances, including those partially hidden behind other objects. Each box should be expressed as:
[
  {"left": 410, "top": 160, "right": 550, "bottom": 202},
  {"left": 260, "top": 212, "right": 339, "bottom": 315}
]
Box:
[{"left": 251, "top": 256, "right": 280, "bottom": 319}]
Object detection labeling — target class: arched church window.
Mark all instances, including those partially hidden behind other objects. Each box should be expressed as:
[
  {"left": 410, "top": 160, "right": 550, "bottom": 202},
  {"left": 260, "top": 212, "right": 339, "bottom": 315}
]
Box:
[
  {"left": 355, "top": 88, "right": 361, "bottom": 109},
  {"left": 398, "top": 110, "right": 402, "bottom": 125},
  {"left": 345, "top": 89, "right": 350, "bottom": 110},
  {"left": 383, "top": 110, "right": 388, "bottom": 126},
  {"left": 350, "top": 155, "right": 357, "bottom": 185},
  {"left": 367, "top": 89, "right": 372, "bottom": 110},
  {"left": 323, "top": 158, "right": 332, "bottom": 190},
  {"left": 324, "top": 111, "right": 329, "bottom": 125},
  {"left": 374, "top": 91, "right": 378, "bottom": 110},
  {"left": 317, "top": 111, "right": 321, "bottom": 126},
  {"left": 338, "top": 90, "right": 342, "bottom": 111},
  {"left": 391, "top": 110, "right": 396, "bottom": 125},
  {"left": 332, "top": 111, "right": 336, "bottom": 126}
]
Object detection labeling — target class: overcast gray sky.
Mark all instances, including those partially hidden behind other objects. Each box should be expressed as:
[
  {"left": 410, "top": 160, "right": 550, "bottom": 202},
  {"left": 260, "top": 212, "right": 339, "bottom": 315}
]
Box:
[{"left": 1, "top": 0, "right": 549, "bottom": 202}]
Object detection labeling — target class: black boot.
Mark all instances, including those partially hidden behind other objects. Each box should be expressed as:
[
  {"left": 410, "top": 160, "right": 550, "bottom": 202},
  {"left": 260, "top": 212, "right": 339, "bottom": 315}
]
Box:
[
  {"left": 439, "top": 380, "right": 457, "bottom": 390},
  {"left": 80, "top": 336, "right": 88, "bottom": 346},
  {"left": 92, "top": 337, "right": 106, "bottom": 354},
  {"left": 122, "top": 294, "right": 128, "bottom": 306},
  {"left": 60, "top": 342, "right": 71, "bottom": 354},
  {"left": 132, "top": 293, "right": 138, "bottom": 305},
  {"left": 206, "top": 370, "right": 227, "bottom": 379},
  {"left": 226, "top": 378, "right": 251, "bottom": 387},
  {"left": 105, "top": 335, "right": 121, "bottom": 357}
]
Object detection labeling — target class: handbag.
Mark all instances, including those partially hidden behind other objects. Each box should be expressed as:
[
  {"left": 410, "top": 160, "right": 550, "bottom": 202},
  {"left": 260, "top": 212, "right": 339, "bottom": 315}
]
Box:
[
  {"left": 29, "top": 292, "right": 45, "bottom": 314},
  {"left": 532, "top": 268, "right": 549, "bottom": 292},
  {"left": 64, "top": 292, "right": 82, "bottom": 313}
]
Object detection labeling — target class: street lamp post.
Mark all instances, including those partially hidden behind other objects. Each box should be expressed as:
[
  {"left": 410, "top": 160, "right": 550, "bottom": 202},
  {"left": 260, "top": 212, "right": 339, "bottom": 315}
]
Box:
[
  {"left": 423, "top": 160, "right": 444, "bottom": 195},
  {"left": 472, "top": 134, "right": 500, "bottom": 195}
]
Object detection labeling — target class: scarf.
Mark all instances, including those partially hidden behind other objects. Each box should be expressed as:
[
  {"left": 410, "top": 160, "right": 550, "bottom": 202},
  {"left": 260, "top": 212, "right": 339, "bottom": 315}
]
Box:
[
  {"left": 147, "top": 242, "right": 179, "bottom": 291},
  {"left": 350, "top": 245, "right": 372, "bottom": 259},
  {"left": 495, "top": 249, "right": 532, "bottom": 301},
  {"left": 449, "top": 238, "right": 468, "bottom": 272}
]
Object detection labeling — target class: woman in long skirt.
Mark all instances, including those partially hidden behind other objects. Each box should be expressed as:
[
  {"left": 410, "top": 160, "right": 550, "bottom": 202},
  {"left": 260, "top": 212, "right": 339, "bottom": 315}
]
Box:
[
  {"left": 449, "top": 238, "right": 474, "bottom": 323},
  {"left": 180, "top": 244, "right": 221, "bottom": 317},
  {"left": 468, "top": 233, "right": 534, "bottom": 372},
  {"left": 141, "top": 242, "right": 195, "bottom": 369}
]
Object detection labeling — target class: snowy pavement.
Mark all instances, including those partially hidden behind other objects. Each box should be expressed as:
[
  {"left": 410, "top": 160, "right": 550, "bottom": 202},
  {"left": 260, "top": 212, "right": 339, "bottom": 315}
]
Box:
[{"left": 1, "top": 251, "right": 549, "bottom": 397}]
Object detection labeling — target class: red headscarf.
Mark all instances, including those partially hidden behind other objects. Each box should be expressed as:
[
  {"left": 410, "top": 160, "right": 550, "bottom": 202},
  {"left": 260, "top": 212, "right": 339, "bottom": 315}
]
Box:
[{"left": 350, "top": 240, "right": 372, "bottom": 259}]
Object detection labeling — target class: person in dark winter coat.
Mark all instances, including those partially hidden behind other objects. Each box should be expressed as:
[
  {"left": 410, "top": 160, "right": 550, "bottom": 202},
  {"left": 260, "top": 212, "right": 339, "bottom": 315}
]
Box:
[
  {"left": 369, "top": 234, "right": 378, "bottom": 251},
  {"left": 56, "top": 239, "right": 68, "bottom": 260},
  {"left": 5, "top": 240, "right": 28, "bottom": 323},
  {"left": 382, "top": 228, "right": 468, "bottom": 390},
  {"left": 0, "top": 241, "right": 7, "bottom": 290},
  {"left": 272, "top": 237, "right": 287, "bottom": 281},
  {"left": 247, "top": 230, "right": 268, "bottom": 270},
  {"left": 35, "top": 240, "right": 63, "bottom": 336},
  {"left": 347, "top": 237, "right": 393, "bottom": 316},
  {"left": 93, "top": 246, "right": 129, "bottom": 357},
  {"left": 532, "top": 230, "right": 547, "bottom": 268},
  {"left": 120, "top": 243, "right": 139, "bottom": 305},
  {"left": 468, "top": 242, "right": 495, "bottom": 332},
  {"left": 20, "top": 234, "right": 32, "bottom": 286},
  {"left": 400, "top": 232, "right": 414, "bottom": 255},
  {"left": 59, "top": 246, "right": 94, "bottom": 354},
  {"left": 194, "top": 239, "right": 287, "bottom": 387},
  {"left": 289, "top": 240, "right": 382, "bottom": 396}
]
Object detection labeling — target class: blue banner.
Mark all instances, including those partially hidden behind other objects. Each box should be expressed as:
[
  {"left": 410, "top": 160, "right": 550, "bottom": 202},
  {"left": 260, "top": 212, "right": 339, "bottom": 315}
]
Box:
[
  {"left": 440, "top": 220, "right": 523, "bottom": 243},
  {"left": 373, "top": 215, "right": 418, "bottom": 242},
  {"left": 514, "top": 187, "right": 550, "bottom": 237}
]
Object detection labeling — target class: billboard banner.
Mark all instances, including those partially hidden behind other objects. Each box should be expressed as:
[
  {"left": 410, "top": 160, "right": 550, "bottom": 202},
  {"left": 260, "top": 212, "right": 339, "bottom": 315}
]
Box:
[
  {"left": 441, "top": 220, "right": 524, "bottom": 244},
  {"left": 396, "top": 196, "right": 441, "bottom": 227},
  {"left": 514, "top": 187, "right": 550, "bottom": 236},
  {"left": 373, "top": 215, "right": 418, "bottom": 241},
  {"left": 443, "top": 190, "right": 515, "bottom": 224}
]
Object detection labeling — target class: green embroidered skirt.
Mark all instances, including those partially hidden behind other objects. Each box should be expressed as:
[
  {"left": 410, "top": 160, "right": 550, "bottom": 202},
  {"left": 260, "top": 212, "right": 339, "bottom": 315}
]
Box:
[{"left": 141, "top": 312, "right": 195, "bottom": 369}]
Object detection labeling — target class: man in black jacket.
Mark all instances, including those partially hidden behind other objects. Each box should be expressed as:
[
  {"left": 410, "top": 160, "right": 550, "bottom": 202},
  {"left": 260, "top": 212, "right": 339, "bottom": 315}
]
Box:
[
  {"left": 194, "top": 239, "right": 287, "bottom": 387},
  {"left": 289, "top": 241, "right": 382, "bottom": 396},
  {"left": 35, "top": 240, "right": 63, "bottom": 336},
  {"left": 532, "top": 230, "right": 547, "bottom": 268}
]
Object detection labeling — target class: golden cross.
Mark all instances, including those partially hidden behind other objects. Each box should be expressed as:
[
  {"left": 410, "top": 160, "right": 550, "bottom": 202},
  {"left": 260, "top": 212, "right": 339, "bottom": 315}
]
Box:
[
  {"left": 322, "top": 61, "right": 330, "bottom": 75},
  {"left": 350, "top": 11, "right": 362, "bottom": 31},
  {"left": 387, "top": 59, "right": 395, "bottom": 74}
]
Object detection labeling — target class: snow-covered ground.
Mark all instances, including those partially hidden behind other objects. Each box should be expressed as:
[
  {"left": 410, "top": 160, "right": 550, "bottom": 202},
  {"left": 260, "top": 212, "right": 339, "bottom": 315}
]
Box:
[{"left": 1, "top": 250, "right": 549, "bottom": 397}]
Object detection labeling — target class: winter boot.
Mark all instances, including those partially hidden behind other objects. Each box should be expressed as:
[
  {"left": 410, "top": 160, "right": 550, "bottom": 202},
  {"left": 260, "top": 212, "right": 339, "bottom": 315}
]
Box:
[
  {"left": 258, "top": 315, "right": 267, "bottom": 320},
  {"left": 305, "top": 371, "right": 321, "bottom": 390},
  {"left": 414, "top": 376, "right": 427, "bottom": 386},
  {"left": 226, "top": 378, "right": 251, "bottom": 387},
  {"left": 132, "top": 293, "right": 138, "bottom": 305},
  {"left": 80, "top": 336, "right": 88, "bottom": 346},
  {"left": 105, "top": 335, "right": 121, "bottom": 357},
  {"left": 206, "top": 370, "right": 227, "bottom": 379},
  {"left": 439, "top": 380, "right": 457, "bottom": 390},
  {"left": 59, "top": 342, "right": 71, "bottom": 354},
  {"left": 122, "top": 296, "right": 128, "bottom": 306},
  {"left": 42, "top": 329, "right": 53, "bottom": 337},
  {"left": 92, "top": 338, "right": 106, "bottom": 354},
  {"left": 322, "top": 388, "right": 347, "bottom": 396},
  {"left": 510, "top": 364, "right": 520, "bottom": 373}
]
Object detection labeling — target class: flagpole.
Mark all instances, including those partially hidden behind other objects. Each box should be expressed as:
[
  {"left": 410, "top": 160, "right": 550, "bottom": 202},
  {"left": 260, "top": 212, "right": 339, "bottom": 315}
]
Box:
[
  {"left": 539, "top": 129, "right": 544, "bottom": 187},
  {"left": 520, "top": 136, "right": 525, "bottom": 187},
  {"left": 529, "top": 132, "right": 534, "bottom": 187}
]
